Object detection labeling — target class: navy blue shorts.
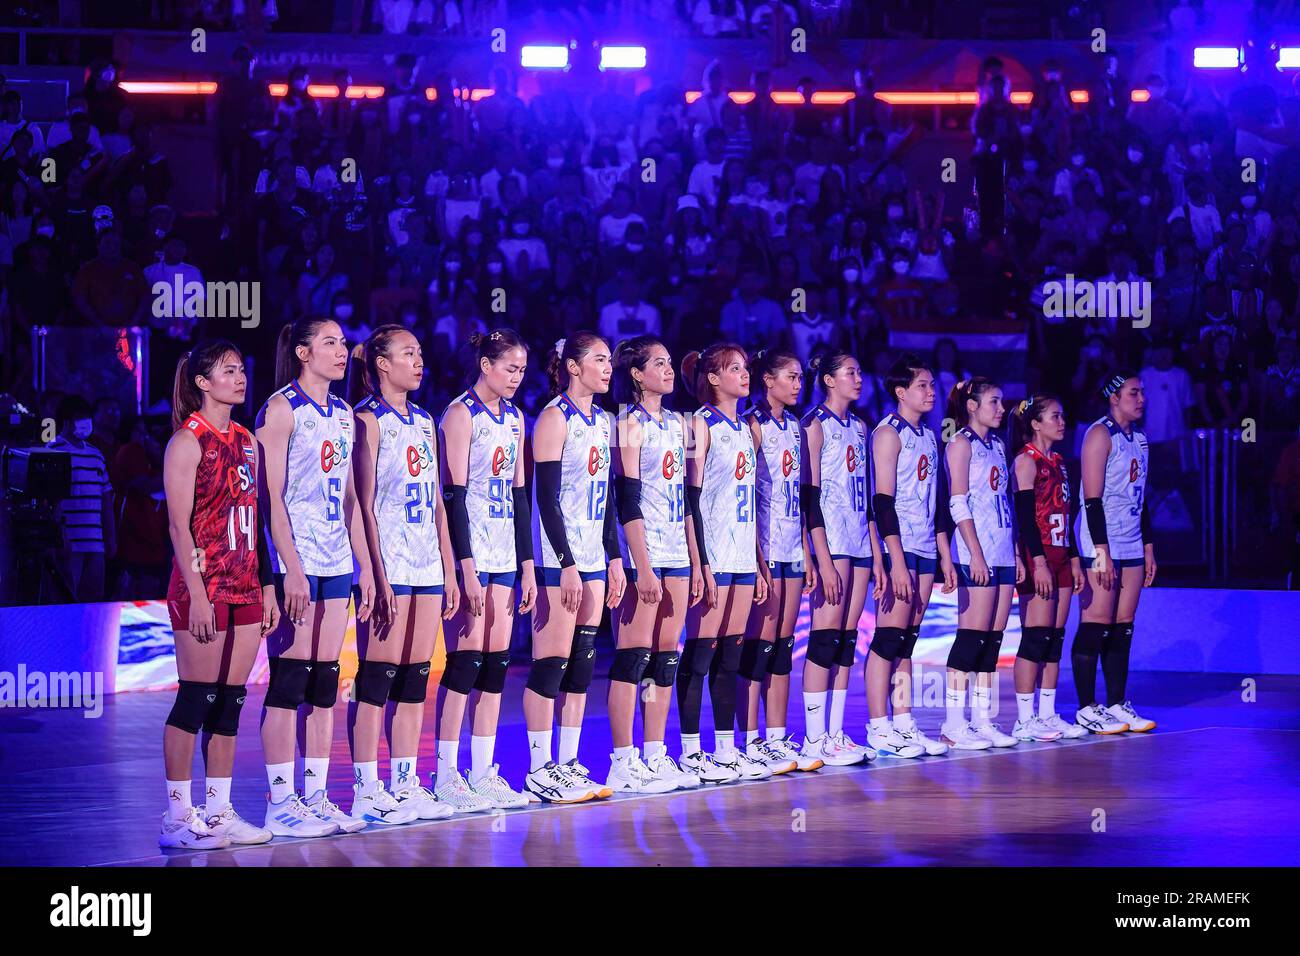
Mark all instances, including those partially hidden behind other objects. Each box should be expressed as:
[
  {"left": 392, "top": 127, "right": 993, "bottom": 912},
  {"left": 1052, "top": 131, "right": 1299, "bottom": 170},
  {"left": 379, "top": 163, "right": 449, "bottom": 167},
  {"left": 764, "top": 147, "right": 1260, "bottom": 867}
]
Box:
[
  {"left": 539, "top": 566, "right": 607, "bottom": 588},
  {"left": 276, "top": 572, "right": 352, "bottom": 603},
  {"left": 829, "top": 554, "right": 873, "bottom": 570},
  {"left": 458, "top": 567, "right": 517, "bottom": 588},
  {"left": 880, "top": 552, "right": 938, "bottom": 576},
  {"left": 626, "top": 565, "right": 691, "bottom": 582},
  {"left": 956, "top": 564, "right": 1016, "bottom": 588},
  {"left": 1081, "top": 555, "right": 1145, "bottom": 570},
  {"left": 713, "top": 571, "right": 757, "bottom": 587},
  {"left": 766, "top": 560, "right": 805, "bottom": 579},
  {"left": 390, "top": 583, "right": 446, "bottom": 596}
]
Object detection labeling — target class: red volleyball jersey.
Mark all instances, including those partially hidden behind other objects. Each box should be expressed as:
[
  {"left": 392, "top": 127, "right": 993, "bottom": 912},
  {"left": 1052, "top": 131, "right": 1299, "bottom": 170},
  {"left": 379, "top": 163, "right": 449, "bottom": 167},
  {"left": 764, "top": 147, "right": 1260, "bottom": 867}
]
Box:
[
  {"left": 167, "top": 413, "right": 261, "bottom": 608},
  {"left": 1020, "top": 443, "right": 1070, "bottom": 565}
]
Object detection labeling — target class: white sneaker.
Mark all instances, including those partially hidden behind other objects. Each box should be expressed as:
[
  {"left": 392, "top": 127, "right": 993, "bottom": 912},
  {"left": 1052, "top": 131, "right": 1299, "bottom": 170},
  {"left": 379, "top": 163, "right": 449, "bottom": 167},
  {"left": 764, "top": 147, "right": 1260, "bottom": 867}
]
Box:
[
  {"left": 896, "top": 724, "right": 950, "bottom": 755},
  {"left": 970, "top": 721, "right": 1019, "bottom": 748},
  {"left": 563, "top": 759, "right": 614, "bottom": 799},
  {"left": 306, "top": 789, "right": 367, "bottom": 833},
  {"left": 393, "top": 775, "right": 455, "bottom": 819},
  {"left": 351, "top": 779, "right": 419, "bottom": 826},
  {"left": 434, "top": 770, "right": 494, "bottom": 813},
  {"left": 867, "top": 727, "right": 925, "bottom": 758},
  {"left": 606, "top": 748, "right": 678, "bottom": 794},
  {"left": 470, "top": 764, "right": 531, "bottom": 808},
  {"left": 802, "top": 733, "right": 861, "bottom": 766},
  {"left": 715, "top": 745, "right": 772, "bottom": 780},
  {"left": 201, "top": 804, "right": 272, "bottom": 845},
  {"left": 1012, "top": 715, "right": 1063, "bottom": 742},
  {"left": 1041, "top": 712, "right": 1088, "bottom": 739},
  {"left": 1106, "top": 700, "right": 1156, "bottom": 732},
  {"left": 525, "top": 761, "right": 596, "bottom": 804},
  {"left": 746, "top": 738, "right": 798, "bottom": 774},
  {"left": 644, "top": 750, "right": 701, "bottom": 789},
  {"left": 679, "top": 749, "right": 740, "bottom": 784},
  {"left": 941, "top": 722, "right": 994, "bottom": 750},
  {"left": 264, "top": 793, "right": 339, "bottom": 838},
  {"left": 772, "top": 735, "right": 823, "bottom": 771},
  {"left": 833, "top": 730, "right": 877, "bottom": 762},
  {"left": 159, "top": 808, "right": 230, "bottom": 850},
  {"left": 1076, "top": 704, "right": 1128, "bottom": 735}
]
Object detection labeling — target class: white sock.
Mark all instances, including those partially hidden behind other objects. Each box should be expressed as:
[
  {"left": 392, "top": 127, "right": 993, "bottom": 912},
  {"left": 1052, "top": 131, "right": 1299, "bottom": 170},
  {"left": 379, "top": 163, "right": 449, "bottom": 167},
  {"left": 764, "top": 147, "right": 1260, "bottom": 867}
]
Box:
[
  {"left": 681, "top": 732, "right": 701, "bottom": 756},
  {"left": 767, "top": 725, "right": 786, "bottom": 742},
  {"left": 470, "top": 735, "right": 496, "bottom": 783},
  {"left": 302, "top": 757, "right": 329, "bottom": 798},
  {"left": 353, "top": 760, "right": 378, "bottom": 785},
  {"left": 715, "top": 730, "right": 735, "bottom": 754},
  {"left": 972, "top": 685, "right": 991, "bottom": 724},
  {"left": 745, "top": 728, "right": 760, "bottom": 746},
  {"left": 1039, "top": 687, "right": 1057, "bottom": 718},
  {"left": 829, "top": 688, "right": 847, "bottom": 736},
  {"left": 165, "top": 778, "right": 191, "bottom": 820},
  {"left": 1017, "top": 693, "right": 1036, "bottom": 722},
  {"left": 644, "top": 739, "right": 665, "bottom": 760},
  {"left": 437, "top": 739, "right": 459, "bottom": 780},
  {"left": 204, "top": 776, "right": 231, "bottom": 813},
  {"left": 558, "top": 725, "right": 581, "bottom": 765},
  {"left": 266, "top": 762, "right": 295, "bottom": 803},
  {"left": 803, "top": 691, "right": 827, "bottom": 740},
  {"left": 391, "top": 755, "right": 417, "bottom": 790},
  {"left": 614, "top": 745, "right": 634, "bottom": 761},
  {"left": 868, "top": 716, "right": 890, "bottom": 734},
  {"left": 527, "top": 730, "right": 552, "bottom": 771},
  {"left": 893, "top": 712, "right": 916, "bottom": 732},
  {"left": 945, "top": 683, "right": 966, "bottom": 727}
]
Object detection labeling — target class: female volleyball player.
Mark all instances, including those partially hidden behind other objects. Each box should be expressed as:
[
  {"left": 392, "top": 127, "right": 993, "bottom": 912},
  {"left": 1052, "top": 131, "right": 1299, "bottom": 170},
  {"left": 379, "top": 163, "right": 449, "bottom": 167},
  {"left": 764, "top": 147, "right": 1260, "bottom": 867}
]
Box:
[
  {"left": 606, "top": 336, "right": 701, "bottom": 792},
  {"left": 941, "top": 377, "right": 1020, "bottom": 750},
  {"left": 799, "top": 349, "right": 879, "bottom": 767},
  {"left": 677, "top": 343, "right": 771, "bottom": 783},
  {"left": 1010, "top": 395, "right": 1086, "bottom": 741},
  {"left": 257, "top": 316, "right": 374, "bottom": 836},
  {"left": 159, "top": 342, "right": 278, "bottom": 849},
  {"left": 525, "top": 332, "right": 626, "bottom": 803},
  {"left": 1073, "top": 371, "right": 1157, "bottom": 734},
  {"left": 865, "top": 354, "right": 955, "bottom": 758},
  {"left": 437, "top": 329, "right": 537, "bottom": 810},
  {"left": 348, "top": 327, "right": 458, "bottom": 824}
]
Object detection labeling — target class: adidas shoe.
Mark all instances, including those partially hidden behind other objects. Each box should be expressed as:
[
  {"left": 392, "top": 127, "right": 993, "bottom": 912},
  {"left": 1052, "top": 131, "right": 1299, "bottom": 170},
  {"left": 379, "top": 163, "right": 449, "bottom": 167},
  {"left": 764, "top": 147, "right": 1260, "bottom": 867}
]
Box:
[
  {"left": 606, "top": 748, "right": 678, "bottom": 794},
  {"left": 434, "top": 770, "right": 494, "bottom": 813},
  {"left": 306, "top": 789, "right": 367, "bottom": 833},
  {"left": 1106, "top": 700, "right": 1156, "bottom": 732},
  {"left": 644, "top": 750, "right": 701, "bottom": 789},
  {"left": 679, "top": 750, "right": 740, "bottom": 784},
  {"left": 746, "top": 738, "right": 798, "bottom": 774},
  {"left": 351, "top": 779, "right": 419, "bottom": 826},
  {"left": 393, "top": 775, "right": 455, "bottom": 819},
  {"left": 201, "top": 804, "right": 272, "bottom": 845},
  {"left": 941, "top": 722, "right": 994, "bottom": 750},
  {"left": 525, "top": 761, "right": 596, "bottom": 804},
  {"left": 1013, "top": 715, "right": 1063, "bottom": 742},
  {"left": 970, "top": 721, "right": 1019, "bottom": 748},
  {"left": 159, "top": 808, "right": 231, "bottom": 850},
  {"left": 866, "top": 727, "right": 925, "bottom": 759},
  {"left": 1075, "top": 704, "right": 1128, "bottom": 735},
  {"left": 469, "top": 764, "right": 531, "bottom": 809},
  {"left": 264, "top": 792, "right": 339, "bottom": 838}
]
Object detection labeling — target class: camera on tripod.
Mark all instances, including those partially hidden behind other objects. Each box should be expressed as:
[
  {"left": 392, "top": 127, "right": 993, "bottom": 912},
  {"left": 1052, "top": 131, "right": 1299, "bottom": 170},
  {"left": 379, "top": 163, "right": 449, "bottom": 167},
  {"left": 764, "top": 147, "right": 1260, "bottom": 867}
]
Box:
[{"left": 0, "top": 402, "right": 74, "bottom": 605}]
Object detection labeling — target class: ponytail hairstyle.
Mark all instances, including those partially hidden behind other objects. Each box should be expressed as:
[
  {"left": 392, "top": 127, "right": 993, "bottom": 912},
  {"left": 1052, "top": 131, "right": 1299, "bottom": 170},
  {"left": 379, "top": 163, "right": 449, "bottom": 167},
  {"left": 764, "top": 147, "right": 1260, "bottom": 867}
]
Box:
[
  {"left": 884, "top": 352, "right": 931, "bottom": 404},
  {"left": 945, "top": 375, "right": 998, "bottom": 429},
  {"left": 467, "top": 327, "right": 528, "bottom": 383},
  {"left": 546, "top": 330, "right": 607, "bottom": 398},
  {"left": 172, "top": 340, "right": 244, "bottom": 432},
  {"left": 1010, "top": 393, "right": 1061, "bottom": 449},
  {"left": 681, "top": 341, "right": 747, "bottom": 406},
  {"left": 808, "top": 347, "right": 856, "bottom": 395},
  {"left": 748, "top": 348, "right": 800, "bottom": 401},
  {"left": 274, "top": 315, "right": 334, "bottom": 390},
  {"left": 612, "top": 334, "right": 665, "bottom": 406}
]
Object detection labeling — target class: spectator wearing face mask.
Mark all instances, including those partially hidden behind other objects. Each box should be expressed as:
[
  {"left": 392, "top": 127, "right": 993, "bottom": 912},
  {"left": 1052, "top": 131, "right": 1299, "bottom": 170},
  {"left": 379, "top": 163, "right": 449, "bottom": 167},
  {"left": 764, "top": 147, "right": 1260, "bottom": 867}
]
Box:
[
  {"left": 875, "top": 247, "right": 925, "bottom": 330},
  {"left": 330, "top": 290, "right": 371, "bottom": 345},
  {"left": 48, "top": 394, "right": 115, "bottom": 603},
  {"left": 1126, "top": 73, "right": 1180, "bottom": 156},
  {"left": 597, "top": 183, "right": 645, "bottom": 246},
  {"left": 1052, "top": 146, "right": 1103, "bottom": 206},
  {"left": 499, "top": 210, "right": 550, "bottom": 278},
  {"left": 1237, "top": 185, "right": 1272, "bottom": 254},
  {"left": 1140, "top": 338, "right": 1195, "bottom": 443},
  {"left": 598, "top": 264, "right": 661, "bottom": 343},
  {"left": 1168, "top": 175, "right": 1222, "bottom": 254}
]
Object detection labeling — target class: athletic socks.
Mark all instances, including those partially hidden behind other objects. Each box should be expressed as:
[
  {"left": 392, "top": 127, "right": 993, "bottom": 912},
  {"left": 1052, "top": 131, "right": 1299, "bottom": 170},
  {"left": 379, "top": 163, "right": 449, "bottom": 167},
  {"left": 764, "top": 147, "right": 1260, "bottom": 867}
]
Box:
[
  {"left": 971, "top": 684, "right": 991, "bottom": 724},
  {"left": 165, "top": 778, "right": 191, "bottom": 820},
  {"left": 391, "top": 756, "right": 417, "bottom": 790},
  {"left": 437, "top": 740, "right": 458, "bottom": 780},
  {"left": 1038, "top": 688, "right": 1057, "bottom": 719},
  {"left": 558, "top": 725, "right": 581, "bottom": 765},
  {"left": 745, "top": 728, "right": 760, "bottom": 746},
  {"left": 644, "top": 739, "right": 666, "bottom": 760},
  {"left": 614, "top": 745, "right": 634, "bottom": 762},
  {"left": 803, "top": 690, "right": 828, "bottom": 740},
  {"left": 945, "top": 683, "right": 966, "bottom": 727},
  {"left": 302, "top": 757, "right": 329, "bottom": 797},
  {"left": 715, "top": 730, "right": 735, "bottom": 754},
  {"left": 204, "top": 776, "right": 231, "bottom": 813},
  {"left": 680, "top": 732, "right": 701, "bottom": 756},
  {"left": 527, "top": 730, "right": 552, "bottom": 772},
  {"left": 893, "top": 712, "right": 917, "bottom": 733},
  {"left": 868, "top": 716, "right": 890, "bottom": 734},
  {"left": 829, "top": 688, "right": 847, "bottom": 737},
  {"left": 1016, "top": 693, "right": 1036, "bottom": 722},
  {"left": 1102, "top": 622, "right": 1134, "bottom": 706},
  {"left": 353, "top": 760, "right": 378, "bottom": 785},
  {"left": 470, "top": 735, "right": 495, "bottom": 782},
  {"left": 266, "top": 762, "right": 294, "bottom": 803},
  {"left": 767, "top": 725, "right": 786, "bottom": 743}
]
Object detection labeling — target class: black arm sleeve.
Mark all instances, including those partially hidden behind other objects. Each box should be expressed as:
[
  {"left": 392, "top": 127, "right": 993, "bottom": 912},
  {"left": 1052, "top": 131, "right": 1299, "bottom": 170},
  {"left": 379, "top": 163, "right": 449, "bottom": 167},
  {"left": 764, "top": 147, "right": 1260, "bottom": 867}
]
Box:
[
  {"left": 512, "top": 486, "right": 534, "bottom": 566},
  {"left": 1083, "top": 497, "right": 1109, "bottom": 548},
  {"left": 1014, "top": 489, "right": 1045, "bottom": 558},
  {"left": 872, "top": 493, "right": 901, "bottom": 540},
  {"left": 800, "top": 483, "right": 826, "bottom": 532},
  {"left": 257, "top": 524, "right": 274, "bottom": 588},
  {"left": 686, "top": 484, "right": 710, "bottom": 566},
  {"left": 935, "top": 459, "right": 956, "bottom": 537},
  {"left": 603, "top": 479, "right": 620, "bottom": 560},
  {"left": 1067, "top": 504, "right": 1079, "bottom": 558},
  {"left": 1140, "top": 496, "right": 1152, "bottom": 544},
  {"left": 443, "top": 484, "right": 474, "bottom": 562},
  {"left": 615, "top": 475, "right": 644, "bottom": 525},
  {"left": 534, "top": 461, "right": 575, "bottom": 568}
]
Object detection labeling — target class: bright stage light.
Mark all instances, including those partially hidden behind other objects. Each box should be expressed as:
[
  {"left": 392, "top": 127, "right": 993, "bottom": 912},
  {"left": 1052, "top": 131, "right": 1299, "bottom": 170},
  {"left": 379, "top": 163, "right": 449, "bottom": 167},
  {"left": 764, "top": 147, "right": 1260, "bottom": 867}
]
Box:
[
  {"left": 1193, "top": 46, "right": 1242, "bottom": 69},
  {"left": 521, "top": 45, "right": 570, "bottom": 70},
  {"left": 600, "top": 46, "right": 646, "bottom": 70},
  {"left": 1278, "top": 47, "right": 1300, "bottom": 69},
  {"left": 119, "top": 81, "right": 218, "bottom": 95}
]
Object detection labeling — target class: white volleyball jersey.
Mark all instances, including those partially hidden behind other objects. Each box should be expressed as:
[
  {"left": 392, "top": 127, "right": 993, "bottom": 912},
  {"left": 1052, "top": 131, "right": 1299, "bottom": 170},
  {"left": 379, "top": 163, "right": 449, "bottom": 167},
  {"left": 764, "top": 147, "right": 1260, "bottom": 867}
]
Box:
[
  {"left": 950, "top": 427, "right": 1015, "bottom": 567},
  {"left": 873, "top": 413, "right": 938, "bottom": 558},
  {"left": 354, "top": 395, "right": 444, "bottom": 587},
  {"left": 807, "top": 404, "right": 871, "bottom": 559},
  {"left": 626, "top": 403, "right": 689, "bottom": 569},
  {"left": 696, "top": 404, "right": 757, "bottom": 575},
  {"left": 259, "top": 381, "right": 355, "bottom": 577},
  {"left": 1077, "top": 416, "right": 1149, "bottom": 561},
  {"left": 750, "top": 406, "right": 803, "bottom": 563},
  {"left": 538, "top": 393, "right": 612, "bottom": 573},
  {"left": 442, "top": 389, "right": 523, "bottom": 574}
]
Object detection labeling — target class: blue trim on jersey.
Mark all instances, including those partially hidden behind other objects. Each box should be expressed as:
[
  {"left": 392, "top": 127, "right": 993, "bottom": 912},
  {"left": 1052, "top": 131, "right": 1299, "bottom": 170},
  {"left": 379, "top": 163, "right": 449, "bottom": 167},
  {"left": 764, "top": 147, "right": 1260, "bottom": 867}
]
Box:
[
  {"left": 817, "top": 403, "right": 853, "bottom": 428},
  {"left": 558, "top": 392, "right": 599, "bottom": 427},
  {"left": 540, "top": 566, "right": 607, "bottom": 587},
  {"left": 290, "top": 380, "right": 335, "bottom": 418},
  {"left": 754, "top": 406, "right": 795, "bottom": 430},
  {"left": 960, "top": 426, "right": 995, "bottom": 449},
  {"left": 956, "top": 564, "right": 1016, "bottom": 587},
  {"left": 467, "top": 387, "right": 514, "bottom": 425},
  {"left": 632, "top": 402, "right": 666, "bottom": 429},
  {"left": 375, "top": 395, "right": 415, "bottom": 426},
  {"left": 702, "top": 403, "right": 742, "bottom": 431},
  {"left": 886, "top": 412, "right": 923, "bottom": 436}
]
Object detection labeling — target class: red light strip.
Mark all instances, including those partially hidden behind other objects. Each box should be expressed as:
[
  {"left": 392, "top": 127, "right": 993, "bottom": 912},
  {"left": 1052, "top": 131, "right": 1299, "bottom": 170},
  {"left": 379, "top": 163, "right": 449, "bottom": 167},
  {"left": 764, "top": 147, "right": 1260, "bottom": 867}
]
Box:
[{"left": 118, "top": 81, "right": 218, "bottom": 95}]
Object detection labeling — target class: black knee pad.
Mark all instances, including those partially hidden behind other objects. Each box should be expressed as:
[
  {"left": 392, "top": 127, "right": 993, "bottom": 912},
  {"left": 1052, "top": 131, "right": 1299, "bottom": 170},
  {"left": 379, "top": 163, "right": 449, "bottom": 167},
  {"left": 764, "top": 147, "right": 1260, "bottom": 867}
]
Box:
[
  {"left": 947, "top": 628, "right": 985, "bottom": 672},
  {"left": 770, "top": 635, "right": 795, "bottom": 676},
  {"left": 167, "top": 680, "right": 218, "bottom": 734},
  {"left": 354, "top": 659, "right": 398, "bottom": 707},
  {"left": 1016, "top": 626, "right": 1053, "bottom": 664},
  {"left": 976, "top": 629, "right": 1004, "bottom": 673},
  {"left": 203, "top": 684, "right": 248, "bottom": 736},
  {"left": 559, "top": 626, "right": 598, "bottom": 694},
  {"left": 716, "top": 634, "right": 744, "bottom": 674},
  {"left": 264, "top": 657, "right": 312, "bottom": 711},
  {"left": 1073, "top": 621, "right": 1109, "bottom": 656},
  {"left": 1045, "top": 627, "right": 1066, "bottom": 664},
  {"left": 806, "top": 628, "right": 841, "bottom": 668},
  {"left": 610, "top": 647, "right": 652, "bottom": 684},
  {"left": 390, "top": 661, "right": 433, "bottom": 703},
  {"left": 680, "top": 637, "right": 716, "bottom": 678},
  {"left": 738, "top": 638, "right": 774, "bottom": 680},
  {"left": 869, "top": 626, "right": 906, "bottom": 662},
  {"left": 649, "top": 649, "right": 679, "bottom": 687},
  {"left": 474, "top": 650, "right": 510, "bottom": 694},
  {"left": 526, "top": 656, "right": 567, "bottom": 699},
  {"left": 442, "top": 650, "right": 484, "bottom": 695},
  {"left": 307, "top": 659, "right": 341, "bottom": 708},
  {"left": 898, "top": 625, "right": 921, "bottom": 660},
  {"left": 836, "top": 628, "right": 857, "bottom": 668}
]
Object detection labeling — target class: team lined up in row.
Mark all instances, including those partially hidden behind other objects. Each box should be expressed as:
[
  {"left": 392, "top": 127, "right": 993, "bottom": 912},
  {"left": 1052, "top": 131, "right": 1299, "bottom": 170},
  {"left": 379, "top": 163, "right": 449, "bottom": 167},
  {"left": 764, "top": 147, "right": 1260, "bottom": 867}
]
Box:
[{"left": 157, "top": 318, "right": 1156, "bottom": 850}]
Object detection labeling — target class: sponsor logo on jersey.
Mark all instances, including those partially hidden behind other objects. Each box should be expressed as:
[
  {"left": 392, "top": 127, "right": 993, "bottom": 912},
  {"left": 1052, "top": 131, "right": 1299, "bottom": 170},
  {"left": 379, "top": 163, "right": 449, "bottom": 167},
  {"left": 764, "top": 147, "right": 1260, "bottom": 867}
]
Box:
[
  {"left": 205, "top": 449, "right": 218, "bottom": 460},
  {"left": 662, "top": 448, "right": 683, "bottom": 480},
  {"left": 1129, "top": 458, "right": 1139, "bottom": 482},
  {"left": 781, "top": 448, "right": 796, "bottom": 478},
  {"left": 588, "top": 444, "right": 610, "bottom": 476},
  {"left": 321, "top": 439, "right": 346, "bottom": 473},
  {"left": 406, "top": 441, "right": 435, "bottom": 477},
  {"left": 226, "top": 463, "right": 254, "bottom": 497},
  {"left": 491, "top": 445, "right": 509, "bottom": 477},
  {"left": 989, "top": 465, "right": 1002, "bottom": 491},
  {"left": 735, "top": 448, "right": 755, "bottom": 481},
  {"left": 917, "top": 454, "right": 931, "bottom": 482},
  {"left": 845, "top": 443, "right": 858, "bottom": 473}
]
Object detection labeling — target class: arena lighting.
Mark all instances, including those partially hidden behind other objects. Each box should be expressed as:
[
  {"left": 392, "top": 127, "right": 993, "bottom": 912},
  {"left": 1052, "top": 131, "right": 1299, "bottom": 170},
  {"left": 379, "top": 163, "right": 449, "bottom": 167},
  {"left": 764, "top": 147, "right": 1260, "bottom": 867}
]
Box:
[
  {"left": 118, "top": 81, "right": 217, "bottom": 94},
  {"left": 422, "top": 87, "right": 494, "bottom": 101},
  {"left": 1130, "top": 88, "right": 1151, "bottom": 102},
  {"left": 520, "top": 45, "right": 570, "bottom": 70},
  {"left": 1193, "top": 46, "right": 1242, "bottom": 69},
  {"left": 1278, "top": 47, "right": 1300, "bottom": 69},
  {"left": 599, "top": 46, "right": 646, "bottom": 70},
  {"left": 344, "top": 85, "right": 385, "bottom": 99},
  {"left": 1070, "top": 89, "right": 1090, "bottom": 103}
]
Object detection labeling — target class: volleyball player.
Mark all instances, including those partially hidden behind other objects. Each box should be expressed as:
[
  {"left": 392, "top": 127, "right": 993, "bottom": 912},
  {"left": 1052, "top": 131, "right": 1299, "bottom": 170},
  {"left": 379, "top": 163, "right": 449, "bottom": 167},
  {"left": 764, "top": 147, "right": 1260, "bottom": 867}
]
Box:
[
  {"left": 437, "top": 330, "right": 537, "bottom": 810},
  {"left": 1073, "top": 372, "right": 1158, "bottom": 734},
  {"left": 257, "top": 317, "right": 373, "bottom": 836},
  {"left": 606, "top": 336, "right": 701, "bottom": 792},
  {"left": 1010, "top": 395, "right": 1086, "bottom": 741},
  {"left": 800, "top": 350, "right": 879, "bottom": 766},
  {"left": 866, "top": 354, "right": 954, "bottom": 758},
  {"left": 348, "top": 327, "right": 457, "bottom": 823},
  {"left": 677, "top": 343, "right": 772, "bottom": 782},
  {"left": 159, "top": 342, "right": 277, "bottom": 848},
  {"left": 525, "top": 333, "right": 626, "bottom": 802},
  {"left": 941, "top": 377, "right": 1020, "bottom": 750}
]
